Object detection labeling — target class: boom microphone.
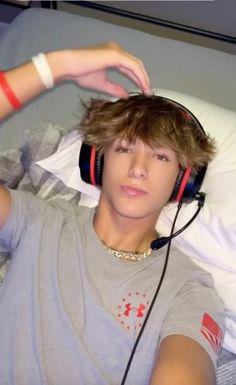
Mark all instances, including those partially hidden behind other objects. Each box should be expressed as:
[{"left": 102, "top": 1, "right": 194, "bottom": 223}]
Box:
[{"left": 151, "top": 192, "right": 205, "bottom": 250}]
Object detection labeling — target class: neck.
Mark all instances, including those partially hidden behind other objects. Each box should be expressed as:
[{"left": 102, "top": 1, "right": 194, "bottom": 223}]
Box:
[{"left": 93, "top": 199, "right": 158, "bottom": 253}]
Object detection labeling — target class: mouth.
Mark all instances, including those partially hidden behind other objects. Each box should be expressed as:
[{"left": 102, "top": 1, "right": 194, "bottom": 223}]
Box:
[{"left": 120, "top": 185, "right": 147, "bottom": 197}]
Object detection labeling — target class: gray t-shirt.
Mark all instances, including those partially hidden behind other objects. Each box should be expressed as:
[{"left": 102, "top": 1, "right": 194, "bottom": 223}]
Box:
[{"left": 0, "top": 189, "right": 224, "bottom": 385}]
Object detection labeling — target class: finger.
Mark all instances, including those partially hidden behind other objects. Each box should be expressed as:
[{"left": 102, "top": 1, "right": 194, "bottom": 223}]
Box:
[
  {"left": 97, "top": 43, "right": 150, "bottom": 89},
  {"left": 117, "top": 64, "right": 149, "bottom": 96},
  {"left": 122, "top": 52, "right": 150, "bottom": 90},
  {"left": 118, "top": 65, "right": 144, "bottom": 90},
  {"left": 114, "top": 45, "right": 150, "bottom": 86},
  {"left": 114, "top": 51, "right": 151, "bottom": 94}
]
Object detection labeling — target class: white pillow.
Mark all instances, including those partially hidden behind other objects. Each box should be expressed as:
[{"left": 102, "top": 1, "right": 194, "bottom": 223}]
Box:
[
  {"left": 37, "top": 129, "right": 100, "bottom": 201},
  {"left": 36, "top": 89, "right": 236, "bottom": 352}
]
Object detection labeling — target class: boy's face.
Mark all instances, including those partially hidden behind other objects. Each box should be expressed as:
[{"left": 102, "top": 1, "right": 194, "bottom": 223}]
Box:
[{"left": 99, "top": 137, "right": 179, "bottom": 222}]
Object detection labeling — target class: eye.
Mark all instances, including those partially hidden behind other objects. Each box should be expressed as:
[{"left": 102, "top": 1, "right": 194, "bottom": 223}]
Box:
[
  {"left": 115, "top": 146, "right": 131, "bottom": 154},
  {"left": 153, "top": 153, "right": 169, "bottom": 161}
]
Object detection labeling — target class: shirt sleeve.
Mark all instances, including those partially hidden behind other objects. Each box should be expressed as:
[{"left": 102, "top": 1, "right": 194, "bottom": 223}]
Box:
[
  {"left": 159, "top": 271, "right": 225, "bottom": 369},
  {"left": 0, "top": 188, "right": 46, "bottom": 253}
]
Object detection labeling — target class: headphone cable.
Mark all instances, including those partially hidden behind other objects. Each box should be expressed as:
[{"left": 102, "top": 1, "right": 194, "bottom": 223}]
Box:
[{"left": 120, "top": 200, "right": 183, "bottom": 385}]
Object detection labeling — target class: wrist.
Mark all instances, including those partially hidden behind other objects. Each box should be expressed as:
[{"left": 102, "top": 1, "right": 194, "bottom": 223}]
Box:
[{"left": 45, "top": 50, "right": 72, "bottom": 85}]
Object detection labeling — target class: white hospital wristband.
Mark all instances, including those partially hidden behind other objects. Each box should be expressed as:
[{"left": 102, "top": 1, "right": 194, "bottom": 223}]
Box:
[{"left": 32, "top": 53, "right": 54, "bottom": 89}]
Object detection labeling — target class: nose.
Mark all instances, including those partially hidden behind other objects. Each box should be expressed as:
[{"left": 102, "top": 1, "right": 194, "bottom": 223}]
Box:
[{"left": 128, "top": 152, "right": 148, "bottom": 180}]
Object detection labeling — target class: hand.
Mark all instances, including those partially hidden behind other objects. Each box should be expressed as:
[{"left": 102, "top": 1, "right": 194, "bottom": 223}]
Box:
[
  {"left": 66, "top": 42, "right": 150, "bottom": 97},
  {"left": 0, "top": 42, "right": 150, "bottom": 121}
]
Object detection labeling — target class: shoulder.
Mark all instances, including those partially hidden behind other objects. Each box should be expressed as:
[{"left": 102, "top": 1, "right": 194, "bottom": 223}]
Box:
[
  {"left": 46, "top": 201, "right": 96, "bottom": 233},
  {"left": 167, "top": 245, "right": 215, "bottom": 286},
  {"left": 6, "top": 189, "right": 94, "bottom": 225},
  {"left": 49, "top": 202, "right": 95, "bottom": 222},
  {"left": 163, "top": 246, "right": 224, "bottom": 324}
]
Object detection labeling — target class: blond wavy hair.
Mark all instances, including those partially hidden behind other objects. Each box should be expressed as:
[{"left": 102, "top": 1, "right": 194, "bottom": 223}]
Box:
[{"left": 78, "top": 94, "right": 216, "bottom": 170}]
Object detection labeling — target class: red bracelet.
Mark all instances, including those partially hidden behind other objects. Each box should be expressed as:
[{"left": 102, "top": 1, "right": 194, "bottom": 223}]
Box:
[{"left": 0, "top": 71, "right": 22, "bottom": 110}]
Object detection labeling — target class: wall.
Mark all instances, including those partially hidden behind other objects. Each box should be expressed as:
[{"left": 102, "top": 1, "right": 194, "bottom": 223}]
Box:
[{"left": 0, "top": 1, "right": 236, "bottom": 54}]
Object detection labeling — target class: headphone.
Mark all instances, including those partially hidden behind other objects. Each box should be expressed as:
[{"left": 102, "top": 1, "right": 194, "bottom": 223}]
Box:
[{"left": 79, "top": 96, "right": 207, "bottom": 204}]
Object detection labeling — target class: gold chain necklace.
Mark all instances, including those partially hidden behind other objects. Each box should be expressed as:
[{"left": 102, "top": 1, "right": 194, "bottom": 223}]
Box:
[{"left": 102, "top": 243, "right": 152, "bottom": 262}]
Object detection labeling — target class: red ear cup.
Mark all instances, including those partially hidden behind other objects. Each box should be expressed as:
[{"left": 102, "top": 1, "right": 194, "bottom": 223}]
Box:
[
  {"left": 79, "top": 143, "right": 103, "bottom": 186},
  {"left": 93, "top": 150, "right": 104, "bottom": 186},
  {"left": 89, "top": 146, "right": 97, "bottom": 186},
  {"left": 169, "top": 169, "right": 186, "bottom": 202},
  {"left": 175, "top": 167, "right": 192, "bottom": 202},
  {"left": 170, "top": 166, "right": 207, "bottom": 203}
]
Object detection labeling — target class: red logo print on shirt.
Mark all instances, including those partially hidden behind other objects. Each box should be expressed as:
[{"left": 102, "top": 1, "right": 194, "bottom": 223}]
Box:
[
  {"left": 124, "top": 303, "right": 146, "bottom": 317},
  {"left": 117, "top": 292, "right": 150, "bottom": 331},
  {"left": 200, "top": 312, "right": 223, "bottom": 353}
]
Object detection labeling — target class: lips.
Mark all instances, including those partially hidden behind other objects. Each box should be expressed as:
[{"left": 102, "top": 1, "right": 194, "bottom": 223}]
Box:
[{"left": 120, "top": 185, "right": 147, "bottom": 197}]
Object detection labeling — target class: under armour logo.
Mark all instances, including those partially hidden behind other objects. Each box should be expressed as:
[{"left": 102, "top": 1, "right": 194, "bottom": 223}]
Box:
[
  {"left": 124, "top": 303, "right": 146, "bottom": 317},
  {"left": 117, "top": 292, "right": 150, "bottom": 331}
]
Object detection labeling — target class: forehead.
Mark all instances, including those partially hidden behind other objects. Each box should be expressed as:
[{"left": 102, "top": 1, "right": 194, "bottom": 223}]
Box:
[
  {"left": 111, "top": 137, "right": 172, "bottom": 150},
  {"left": 110, "top": 137, "right": 178, "bottom": 157}
]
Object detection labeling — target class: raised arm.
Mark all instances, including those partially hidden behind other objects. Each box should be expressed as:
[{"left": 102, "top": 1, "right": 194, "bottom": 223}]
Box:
[
  {"left": 0, "top": 42, "right": 150, "bottom": 121},
  {"left": 0, "top": 42, "right": 150, "bottom": 227}
]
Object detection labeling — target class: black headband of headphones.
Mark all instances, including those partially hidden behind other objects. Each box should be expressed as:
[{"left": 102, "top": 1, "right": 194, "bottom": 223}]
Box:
[{"left": 79, "top": 95, "right": 208, "bottom": 204}]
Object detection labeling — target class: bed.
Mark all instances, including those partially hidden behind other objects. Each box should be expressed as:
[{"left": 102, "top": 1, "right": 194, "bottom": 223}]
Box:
[{"left": 0, "top": 7, "right": 236, "bottom": 384}]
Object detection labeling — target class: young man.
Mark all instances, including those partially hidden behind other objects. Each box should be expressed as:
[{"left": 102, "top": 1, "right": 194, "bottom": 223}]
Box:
[{"left": 0, "top": 44, "right": 224, "bottom": 385}]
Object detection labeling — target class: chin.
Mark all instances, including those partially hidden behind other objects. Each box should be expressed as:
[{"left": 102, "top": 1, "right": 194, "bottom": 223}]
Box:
[
  {"left": 103, "top": 193, "right": 163, "bottom": 221},
  {"left": 113, "top": 204, "right": 160, "bottom": 222}
]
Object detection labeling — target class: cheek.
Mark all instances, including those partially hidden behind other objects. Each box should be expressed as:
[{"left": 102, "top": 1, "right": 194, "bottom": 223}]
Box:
[
  {"left": 102, "top": 153, "right": 127, "bottom": 184},
  {"left": 151, "top": 167, "right": 179, "bottom": 197},
  {"left": 167, "top": 170, "right": 180, "bottom": 194}
]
